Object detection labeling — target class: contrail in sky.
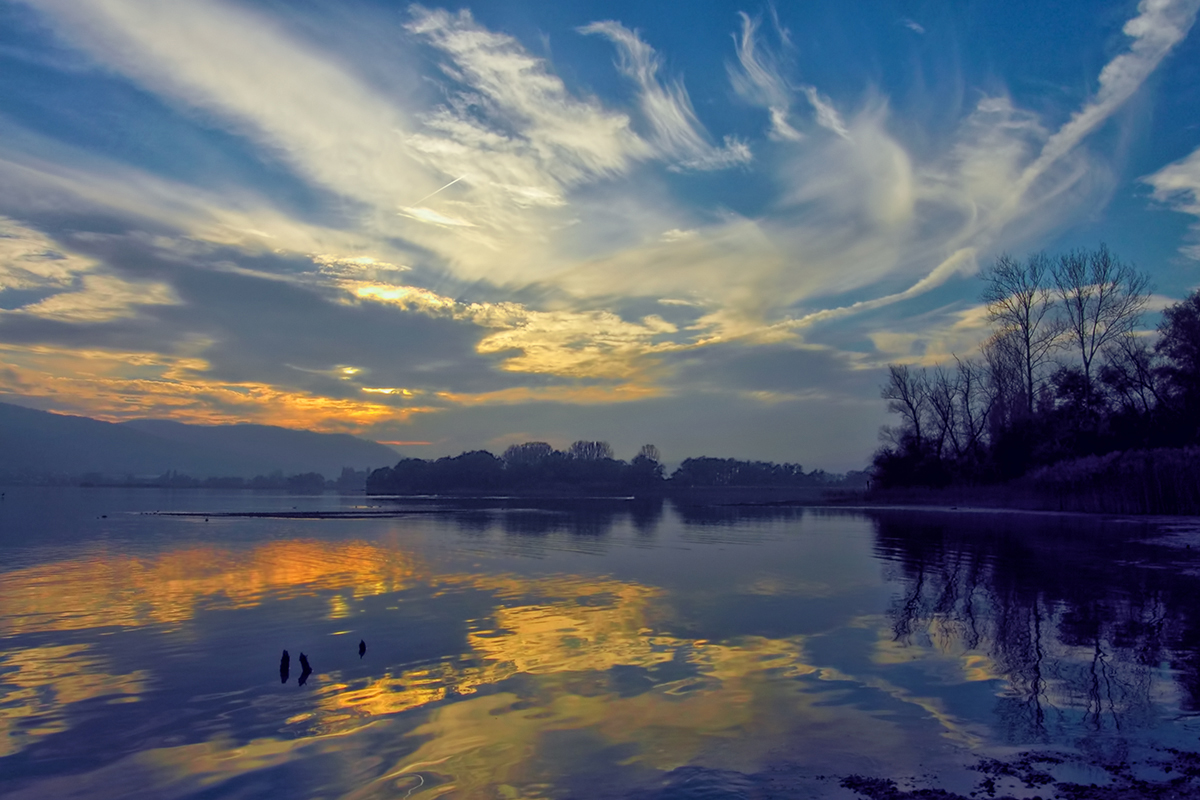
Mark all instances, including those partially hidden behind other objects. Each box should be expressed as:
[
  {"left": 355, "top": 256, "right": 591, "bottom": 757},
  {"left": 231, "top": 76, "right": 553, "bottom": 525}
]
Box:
[{"left": 412, "top": 175, "right": 467, "bottom": 205}]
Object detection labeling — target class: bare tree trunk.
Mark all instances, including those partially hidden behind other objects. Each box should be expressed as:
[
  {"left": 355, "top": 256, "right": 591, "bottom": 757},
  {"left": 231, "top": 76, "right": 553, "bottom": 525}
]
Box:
[
  {"left": 881, "top": 364, "right": 929, "bottom": 447},
  {"left": 955, "top": 355, "right": 994, "bottom": 462},
  {"left": 928, "top": 365, "right": 961, "bottom": 459}
]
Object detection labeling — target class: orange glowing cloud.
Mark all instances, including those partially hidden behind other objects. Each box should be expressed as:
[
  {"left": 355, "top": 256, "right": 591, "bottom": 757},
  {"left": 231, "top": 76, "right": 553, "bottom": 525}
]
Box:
[{"left": 0, "top": 345, "right": 438, "bottom": 432}]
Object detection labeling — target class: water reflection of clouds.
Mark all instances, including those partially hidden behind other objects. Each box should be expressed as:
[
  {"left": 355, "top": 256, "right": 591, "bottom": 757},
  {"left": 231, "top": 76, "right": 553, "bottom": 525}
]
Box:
[
  {"left": 295, "top": 567, "right": 930, "bottom": 797},
  {"left": 872, "top": 618, "right": 1005, "bottom": 681},
  {"left": 8, "top": 511, "right": 1189, "bottom": 797},
  {"left": 0, "top": 644, "right": 150, "bottom": 758},
  {"left": 11, "top": 734, "right": 322, "bottom": 800},
  {"left": 372, "top": 628, "right": 927, "bottom": 798},
  {"left": 0, "top": 539, "right": 835, "bottom": 758},
  {"left": 739, "top": 574, "right": 837, "bottom": 597},
  {"left": 811, "top": 660, "right": 990, "bottom": 750},
  {"left": 0, "top": 534, "right": 866, "bottom": 796},
  {"left": 303, "top": 571, "right": 820, "bottom": 734},
  {"left": 0, "top": 541, "right": 424, "bottom": 635}
]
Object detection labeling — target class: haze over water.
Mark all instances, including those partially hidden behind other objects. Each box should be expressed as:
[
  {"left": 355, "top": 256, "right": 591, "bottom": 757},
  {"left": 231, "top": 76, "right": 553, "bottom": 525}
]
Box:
[{"left": 2, "top": 488, "right": 1199, "bottom": 799}]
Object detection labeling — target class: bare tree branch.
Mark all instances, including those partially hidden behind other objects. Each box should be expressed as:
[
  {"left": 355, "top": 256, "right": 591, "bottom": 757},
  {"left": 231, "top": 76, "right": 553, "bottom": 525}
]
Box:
[
  {"left": 1053, "top": 244, "right": 1151, "bottom": 400},
  {"left": 881, "top": 364, "right": 928, "bottom": 447},
  {"left": 981, "top": 252, "right": 1062, "bottom": 415}
]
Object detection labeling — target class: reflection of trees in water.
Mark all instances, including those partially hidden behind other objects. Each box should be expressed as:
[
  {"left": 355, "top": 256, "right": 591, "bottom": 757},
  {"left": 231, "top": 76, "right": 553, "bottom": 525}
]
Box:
[
  {"left": 669, "top": 502, "right": 807, "bottom": 527},
  {"left": 873, "top": 511, "right": 1200, "bottom": 748},
  {"left": 629, "top": 499, "right": 664, "bottom": 534},
  {"left": 438, "top": 499, "right": 666, "bottom": 538},
  {"left": 503, "top": 509, "right": 616, "bottom": 537}
]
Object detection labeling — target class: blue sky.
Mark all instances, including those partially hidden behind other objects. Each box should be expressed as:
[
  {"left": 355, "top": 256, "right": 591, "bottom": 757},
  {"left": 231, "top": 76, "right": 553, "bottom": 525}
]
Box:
[{"left": 1, "top": 0, "right": 1199, "bottom": 471}]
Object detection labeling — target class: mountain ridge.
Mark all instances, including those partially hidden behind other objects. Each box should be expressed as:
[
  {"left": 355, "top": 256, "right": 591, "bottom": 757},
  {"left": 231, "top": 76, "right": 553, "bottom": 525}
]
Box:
[{"left": 0, "top": 399, "right": 401, "bottom": 478}]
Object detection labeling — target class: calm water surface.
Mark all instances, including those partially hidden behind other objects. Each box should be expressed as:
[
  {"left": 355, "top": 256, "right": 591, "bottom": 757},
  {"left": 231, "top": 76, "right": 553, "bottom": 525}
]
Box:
[{"left": 1, "top": 488, "right": 1199, "bottom": 799}]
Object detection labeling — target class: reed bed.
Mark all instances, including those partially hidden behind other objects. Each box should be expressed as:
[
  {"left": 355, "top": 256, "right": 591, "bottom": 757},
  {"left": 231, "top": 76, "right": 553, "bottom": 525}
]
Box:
[{"left": 1026, "top": 446, "right": 1200, "bottom": 515}]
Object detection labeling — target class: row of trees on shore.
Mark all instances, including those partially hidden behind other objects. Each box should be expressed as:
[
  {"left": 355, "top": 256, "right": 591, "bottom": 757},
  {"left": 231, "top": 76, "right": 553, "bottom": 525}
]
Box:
[
  {"left": 874, "top": 245, "right": 1200, "bottom": 497},
  {"left": 366, "top": 440, "right": 864, "bottom": 495},
  {"left": 67, "top": 468, "right": 372, "bottom": 493}
]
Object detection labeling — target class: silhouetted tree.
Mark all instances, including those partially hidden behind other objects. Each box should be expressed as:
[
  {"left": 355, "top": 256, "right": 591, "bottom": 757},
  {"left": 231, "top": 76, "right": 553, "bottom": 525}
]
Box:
[
  {"left": 568, "top": 440, "right": 615, "bottom": 461},
  {"left": 335, "top": 467, "right": 369, "bottom": 493},
  {"left": 287, "top": 472, "right": 326, "bottom": 494},
  {"left": 502, "top": 441, "right": 555, "bottom": 466},
  {"left": 366, "top": 443, "right": 854, "bottom": 497},
  {"left": 1052, "top": 244, "right": 1150, "bottom": 404},
  {"left": 627, "top": 444, "right": 665, "bottom": 490},
  {"left": 438, "top": 450, "right": 505, "bottom": 489},
  {"left": 874, "top": 245, "right": 1171, "bottom": 490},
  {"left": 1100, "top": 335, "right": 1165, "bottom": 418},
  {"left": 1157, "top": 289, "right": 1200, "bottom": 441},
  {"left": 982, "top": 252, "right": 1062, "bottom": 415},
  {"left": 955, "top": 356, "right": 994, "bottom": 465},
  {"left": 880, "top": 364, "right": 929, "bottom": 450},
  {"left": 501, "top": 441, "right": 568, "bottom": 486},
  {"left": 671, "top": 457, "right": 810, "bottom": 487}
]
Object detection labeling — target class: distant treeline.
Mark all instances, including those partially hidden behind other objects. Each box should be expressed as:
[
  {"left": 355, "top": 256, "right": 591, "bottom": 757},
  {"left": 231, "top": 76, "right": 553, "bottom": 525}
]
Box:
[
  {"left": 366, "top": 440, "right": 866, "bottom": 496},
  {"left": 0, "top": 467, "right": 373, "bottom": 493},
  {"left": 872, "top": 246, "right": 1200, "bottom": 513}
]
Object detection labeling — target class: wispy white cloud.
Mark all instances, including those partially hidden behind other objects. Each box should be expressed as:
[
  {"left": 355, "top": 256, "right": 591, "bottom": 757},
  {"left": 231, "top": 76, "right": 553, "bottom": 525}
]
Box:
[
  {"left": 758, "top": 0, "right": 1196, "bottom": 335},
  {"left": 312, "top": 255, "right": 410, "bottom": 276},
  {"left": 13, "top": 1, "right": 650, "bottom": 286},
  {"left": 15, "top": 1, "right": 650, "bottom": 283},
  {"left": 22, "top": 0, "right": 428, "bottom": 211},
  {"left": 2, "top": 0, "right": 1196, "bottom": 439},
  {"left": 1144, "top": 145, "right": 1200, "bottom": 259},
  {"left": 0, "top": 216, "right": 94, "bottom": 291},
  {"left": 786, "top": 249, "right": 980, "bottom": 333},
  {"left": 1009, "top": 0, "right": 1200, "bottom": 206},
  {"left": 580, "top": 20, "right": 752, "bottom": 170},
  {"left": 567, "top": 0, "right": 1194, "bottom": 357},
  {"left": 407, "top": 6, "right": 649, "bottom": 187},
  {"left": 397, "top": 206, "right": 477, "bottom": 228},
  {"left": 0, "top": 139, "right": 428, "bottom": 277},
  {"left": 16, "top": 274, "right": 179, "bottom": 322},
  {"left": 866, "top": 302, "right": 993, "bottom": 366},
  {"left": 346, "top": 273, "right": 684, "bottom": 381},
  {"left": 729, "top": 13, "right": 847, "bottom": 140},
  {"left": 729, "top": 12, "right": 802, "bottom": 141},
  {"left": 15, "top": 0, "right": 1189, "bottom": 334},
  {"left": 0, "top": 217, "right": 178, "bottom": 322},
  {"left": 802, "top": 87, "right": 849, "bottom": 139}
]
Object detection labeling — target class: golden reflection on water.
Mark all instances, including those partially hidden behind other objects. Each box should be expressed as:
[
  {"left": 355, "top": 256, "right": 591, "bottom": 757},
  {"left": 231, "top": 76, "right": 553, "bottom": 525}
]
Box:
[
  {"left": 359, "top": 631, "right": 888, "bottom": 800},
  {"left": 872, "top": 618, "right": 1004, "bottom": 682},
  {"left": 466, "top": 580, "right": 670, "bottom": 675},
  {"left": 307, "top": 579, "right": 817, "bottom": 733},
  {"left": 0, "top": 644, "right": 150, "bottom": 758},
  {"left": 0, "top": 540, "right": 422, "bottom": 635},
  {"left": 304, "top": 576, "right": 685, "bottom": 733},
  {"left": 301, "top": 571, "right": 851, "bottom": 796},
  {"left": 0, "top": 534, "right": 940, "bottom": 797}
]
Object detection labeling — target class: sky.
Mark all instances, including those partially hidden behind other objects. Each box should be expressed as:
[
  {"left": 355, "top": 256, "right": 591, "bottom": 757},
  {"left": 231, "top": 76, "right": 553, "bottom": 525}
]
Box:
[{"left": 1, "top": 0, "right": 1200, "bottom": 472}]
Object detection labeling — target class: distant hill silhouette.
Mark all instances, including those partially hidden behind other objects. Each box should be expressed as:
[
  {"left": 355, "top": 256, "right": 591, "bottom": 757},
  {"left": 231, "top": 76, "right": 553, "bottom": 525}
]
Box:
[
  {"left": 121, "top": 418, "right": 398, "bottom": 476},
  {"left": 0, "top": 400, "right": 398, "bottom": 479}
]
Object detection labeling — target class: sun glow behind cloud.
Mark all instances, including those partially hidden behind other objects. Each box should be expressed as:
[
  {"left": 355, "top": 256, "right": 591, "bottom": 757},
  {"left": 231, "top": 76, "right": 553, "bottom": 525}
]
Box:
[
  {"left": 0, "top": 345, "right": 440, "bottom": 431},
  {"left": 0, "top": 0, "right": 1197, "bottom": 465}
]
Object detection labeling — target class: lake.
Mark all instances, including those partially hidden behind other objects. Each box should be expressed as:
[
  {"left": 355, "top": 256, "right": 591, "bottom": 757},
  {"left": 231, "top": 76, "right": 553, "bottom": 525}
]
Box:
[{"left": 2, "top": 488, "right": 1199, "bottom": 799}]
